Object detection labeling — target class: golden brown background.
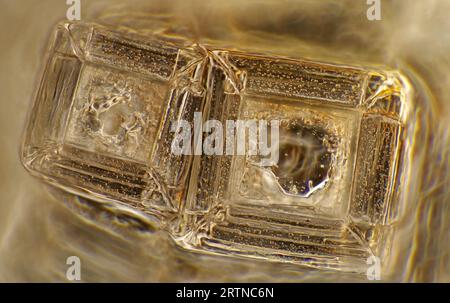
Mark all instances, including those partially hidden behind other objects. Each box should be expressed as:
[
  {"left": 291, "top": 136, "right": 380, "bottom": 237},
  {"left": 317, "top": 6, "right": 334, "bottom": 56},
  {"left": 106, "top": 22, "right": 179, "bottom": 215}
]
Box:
[{"left": 0, "top": 0, "right": 448, "bottom": 282}]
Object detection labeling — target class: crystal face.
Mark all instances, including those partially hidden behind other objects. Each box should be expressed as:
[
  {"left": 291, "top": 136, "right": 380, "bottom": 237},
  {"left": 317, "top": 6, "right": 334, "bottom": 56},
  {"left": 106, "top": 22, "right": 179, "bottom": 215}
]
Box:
[
  {"left": 21, "top": 22, "right": 412, "bottom": 273},
  {"left": 66, "top": 64, "right": 167, "bottom": 163}
]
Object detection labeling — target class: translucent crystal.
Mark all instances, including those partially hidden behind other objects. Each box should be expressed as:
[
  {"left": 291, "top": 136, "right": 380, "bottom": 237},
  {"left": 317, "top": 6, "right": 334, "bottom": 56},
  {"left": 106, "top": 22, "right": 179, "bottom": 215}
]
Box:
[
  {"left": 21, "top": 21, "right": 412, "bottom": 274},
  {"left": 22, "top": 22, "right": 181, "bottom": 217}
]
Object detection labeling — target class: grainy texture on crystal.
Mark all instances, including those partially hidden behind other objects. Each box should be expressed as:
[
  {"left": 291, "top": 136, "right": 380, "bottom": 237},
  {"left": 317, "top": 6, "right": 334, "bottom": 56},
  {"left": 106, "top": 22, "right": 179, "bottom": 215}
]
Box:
[
  {"left": 87, "top": 31, "right": 179, "bottom": 79},
  {"left": 350, "top": 115, "right": 402, "bottom": 224},
  {"left": 229, "top": 54, "right": 366, "bottom": 106}
]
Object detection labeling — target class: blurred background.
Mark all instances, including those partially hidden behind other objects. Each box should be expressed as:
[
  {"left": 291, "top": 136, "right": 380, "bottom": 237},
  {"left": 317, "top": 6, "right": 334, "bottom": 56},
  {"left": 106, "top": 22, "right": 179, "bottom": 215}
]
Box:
[{"left": 0, "top": 0, "right": 448, "bottom": 282}]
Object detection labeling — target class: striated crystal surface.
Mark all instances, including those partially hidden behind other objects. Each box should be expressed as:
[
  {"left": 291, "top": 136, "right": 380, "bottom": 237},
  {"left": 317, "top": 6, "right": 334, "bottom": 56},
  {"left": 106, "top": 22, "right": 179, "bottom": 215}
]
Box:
[{"left": 21, "top": 22, "right": 412, "bottom": 274}]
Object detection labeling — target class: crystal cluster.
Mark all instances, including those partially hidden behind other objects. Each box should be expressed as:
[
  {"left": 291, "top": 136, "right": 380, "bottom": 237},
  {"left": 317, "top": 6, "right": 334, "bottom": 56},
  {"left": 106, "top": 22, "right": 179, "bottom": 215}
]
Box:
[{"left": 22, "top": 22, "right": 412, "bottom": 273}]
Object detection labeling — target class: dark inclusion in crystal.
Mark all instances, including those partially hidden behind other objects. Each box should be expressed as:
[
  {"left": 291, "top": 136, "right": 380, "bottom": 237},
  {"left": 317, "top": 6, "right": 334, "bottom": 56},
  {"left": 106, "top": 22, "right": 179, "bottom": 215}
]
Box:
[{"left": 272, "top": 122, "right": 336, "bottom": 197}]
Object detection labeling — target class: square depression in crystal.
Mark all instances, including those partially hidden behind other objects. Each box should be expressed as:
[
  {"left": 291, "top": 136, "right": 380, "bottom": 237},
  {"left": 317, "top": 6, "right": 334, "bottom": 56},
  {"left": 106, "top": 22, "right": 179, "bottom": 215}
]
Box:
[
  {"left": 229, "top": 95, "right": 359, "bottom": 217},
  {"left": 21, "top": 22, "right": 182, "bottom": 215},
  {"left": 65, "top": 64, "right": 166, "bottom": 163},
  {"left": 177, "top": 51, "right": 411, "bottom": 273}
]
